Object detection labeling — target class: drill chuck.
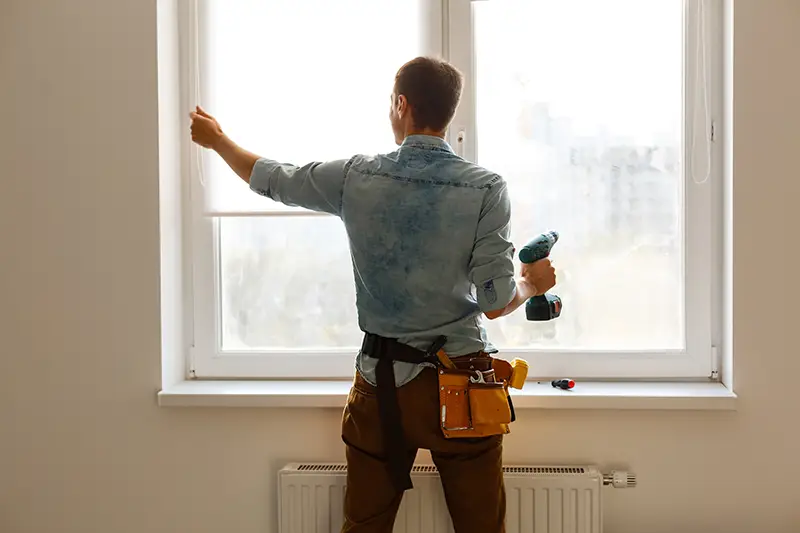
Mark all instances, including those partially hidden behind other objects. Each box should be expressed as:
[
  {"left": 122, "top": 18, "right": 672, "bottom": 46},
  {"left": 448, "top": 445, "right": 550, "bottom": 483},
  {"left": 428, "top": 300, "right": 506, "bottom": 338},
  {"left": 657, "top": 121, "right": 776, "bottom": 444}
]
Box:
[{"left": 519, "top": 231, "right": 559, "bottom": 263}]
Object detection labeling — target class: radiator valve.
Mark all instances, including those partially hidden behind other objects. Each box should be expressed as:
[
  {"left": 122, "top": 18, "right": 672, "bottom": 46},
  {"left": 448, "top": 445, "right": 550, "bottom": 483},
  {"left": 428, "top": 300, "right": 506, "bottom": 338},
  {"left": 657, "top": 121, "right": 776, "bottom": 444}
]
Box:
[{"left": 603, "top": 471, "right": 637, "bottom": 488}]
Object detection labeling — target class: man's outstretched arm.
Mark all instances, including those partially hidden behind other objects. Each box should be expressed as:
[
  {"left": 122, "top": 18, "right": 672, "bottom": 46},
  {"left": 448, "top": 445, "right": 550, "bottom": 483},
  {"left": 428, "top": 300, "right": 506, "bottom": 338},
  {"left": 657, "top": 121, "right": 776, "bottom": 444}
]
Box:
[
  {"left": 190, "top": 106, "right": 348, "bottom": 216},
  {"left": 190, "top": 107, "right": 260, "bottom": 183}
]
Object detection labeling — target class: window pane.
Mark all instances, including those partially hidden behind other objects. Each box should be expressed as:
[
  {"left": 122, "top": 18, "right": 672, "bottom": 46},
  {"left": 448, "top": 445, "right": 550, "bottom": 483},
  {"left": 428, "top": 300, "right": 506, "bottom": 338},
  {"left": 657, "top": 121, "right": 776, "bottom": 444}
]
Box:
[
  {"left": 219, "top": 217, "right": 361, "bottom": 350},
  {"left": 474, "top": 0, "right": 684, "bottom": 350},
  {"left": 202, "top": 0, "right": 425, "bottom": 213}
]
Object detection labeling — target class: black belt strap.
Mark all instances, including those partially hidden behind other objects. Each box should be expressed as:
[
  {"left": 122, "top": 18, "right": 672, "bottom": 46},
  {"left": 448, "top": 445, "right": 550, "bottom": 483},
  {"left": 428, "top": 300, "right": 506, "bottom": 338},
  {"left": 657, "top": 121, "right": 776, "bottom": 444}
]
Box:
[{"left": 360, "top": 333, "right": 445, "bottom": 493}]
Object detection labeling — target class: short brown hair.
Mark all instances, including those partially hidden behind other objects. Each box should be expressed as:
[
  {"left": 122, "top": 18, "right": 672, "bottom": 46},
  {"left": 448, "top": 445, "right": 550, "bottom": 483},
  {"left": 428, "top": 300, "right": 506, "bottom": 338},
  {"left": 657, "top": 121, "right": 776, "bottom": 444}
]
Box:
[{"left": 394, "top": 57, "right": 463, "bottom": 132}]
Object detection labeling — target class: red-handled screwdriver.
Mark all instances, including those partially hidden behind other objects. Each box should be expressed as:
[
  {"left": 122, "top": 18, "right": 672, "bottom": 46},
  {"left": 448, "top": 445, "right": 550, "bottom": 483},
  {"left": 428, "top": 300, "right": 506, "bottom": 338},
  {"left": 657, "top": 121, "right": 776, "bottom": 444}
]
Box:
[{"left": 551, "top": 379, "right": 575, "bottom": 390}]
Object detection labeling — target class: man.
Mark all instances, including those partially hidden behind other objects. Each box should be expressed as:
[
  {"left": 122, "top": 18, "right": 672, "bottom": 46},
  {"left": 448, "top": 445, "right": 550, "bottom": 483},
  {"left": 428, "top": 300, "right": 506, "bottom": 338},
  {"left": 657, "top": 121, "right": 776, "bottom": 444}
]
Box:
[{"left": 190, "top": 57, "right": 556, "bottom": 533}]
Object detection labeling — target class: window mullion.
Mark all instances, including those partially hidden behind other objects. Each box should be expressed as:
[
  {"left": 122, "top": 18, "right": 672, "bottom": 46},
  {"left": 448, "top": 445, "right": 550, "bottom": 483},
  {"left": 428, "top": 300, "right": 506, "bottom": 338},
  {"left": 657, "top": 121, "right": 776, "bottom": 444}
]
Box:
[{"left": 445, "top": 0, "right": 477, "bottom": 162}]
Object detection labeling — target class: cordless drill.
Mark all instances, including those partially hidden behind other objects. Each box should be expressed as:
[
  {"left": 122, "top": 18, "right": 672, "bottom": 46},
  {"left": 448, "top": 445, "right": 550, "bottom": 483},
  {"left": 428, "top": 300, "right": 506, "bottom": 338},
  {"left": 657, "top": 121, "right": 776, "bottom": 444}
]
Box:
[{"left": 518, "top": 231, "right": 562, "bottom": 321}]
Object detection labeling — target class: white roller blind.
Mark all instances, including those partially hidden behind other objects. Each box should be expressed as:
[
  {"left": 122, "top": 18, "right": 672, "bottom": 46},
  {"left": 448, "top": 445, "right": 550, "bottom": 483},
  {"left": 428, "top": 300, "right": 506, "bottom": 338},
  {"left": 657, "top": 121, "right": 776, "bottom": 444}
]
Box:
[{"left": 196, "top": 0, "right": 440, "bottom": 215}]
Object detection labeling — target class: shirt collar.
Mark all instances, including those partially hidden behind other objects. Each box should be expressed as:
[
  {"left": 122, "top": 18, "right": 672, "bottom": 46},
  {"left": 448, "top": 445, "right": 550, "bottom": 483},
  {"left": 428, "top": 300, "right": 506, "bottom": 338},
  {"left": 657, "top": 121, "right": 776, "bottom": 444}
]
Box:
[{"left": 400, "top": 134, "right": 454, "bottom": 153}]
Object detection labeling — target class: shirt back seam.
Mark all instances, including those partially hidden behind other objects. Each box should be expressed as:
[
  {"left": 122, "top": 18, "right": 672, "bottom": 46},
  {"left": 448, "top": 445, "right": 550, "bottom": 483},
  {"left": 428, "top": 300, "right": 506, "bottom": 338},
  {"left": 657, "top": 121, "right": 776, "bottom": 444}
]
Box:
[{"left": 358, "top": 169, "right": 501, "bottom": 190}]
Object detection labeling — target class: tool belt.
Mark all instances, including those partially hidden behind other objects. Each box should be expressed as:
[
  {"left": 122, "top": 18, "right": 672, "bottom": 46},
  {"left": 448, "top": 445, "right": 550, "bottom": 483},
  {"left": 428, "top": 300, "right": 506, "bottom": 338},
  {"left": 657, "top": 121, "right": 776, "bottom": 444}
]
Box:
[{"left": 360, "top": 333, "right": 527, "bottom": 492}]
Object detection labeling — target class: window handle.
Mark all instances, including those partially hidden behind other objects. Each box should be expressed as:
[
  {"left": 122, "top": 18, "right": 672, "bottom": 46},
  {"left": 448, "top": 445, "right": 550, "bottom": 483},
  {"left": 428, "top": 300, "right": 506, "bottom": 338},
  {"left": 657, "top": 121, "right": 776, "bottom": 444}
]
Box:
[{"left": 456, "top": 129, "right": 466, "bottom": 159}]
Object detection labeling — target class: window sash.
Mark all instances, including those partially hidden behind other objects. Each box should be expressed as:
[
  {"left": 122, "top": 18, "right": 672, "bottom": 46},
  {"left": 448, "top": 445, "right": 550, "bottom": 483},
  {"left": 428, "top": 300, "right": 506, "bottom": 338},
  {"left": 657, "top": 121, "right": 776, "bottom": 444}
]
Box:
[{"left": 185, "top": 0, "right": 723, "bottom": 380}]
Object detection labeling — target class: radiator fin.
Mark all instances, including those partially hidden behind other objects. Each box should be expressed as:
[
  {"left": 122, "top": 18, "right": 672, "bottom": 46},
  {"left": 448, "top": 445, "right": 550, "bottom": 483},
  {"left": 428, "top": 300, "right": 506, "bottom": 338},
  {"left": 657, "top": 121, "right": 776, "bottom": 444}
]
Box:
[
  {"left": 279, "top": 465, "right": 602, "bottom": 533},
  {"left": 290, "top": 463, "right": 588, "bottom": 476},
  {"left": 297, "top": 463, "right": 347, "bottom": 472},
  {"left": 505, "top": 466, "right": 586, "bottom": 476}
]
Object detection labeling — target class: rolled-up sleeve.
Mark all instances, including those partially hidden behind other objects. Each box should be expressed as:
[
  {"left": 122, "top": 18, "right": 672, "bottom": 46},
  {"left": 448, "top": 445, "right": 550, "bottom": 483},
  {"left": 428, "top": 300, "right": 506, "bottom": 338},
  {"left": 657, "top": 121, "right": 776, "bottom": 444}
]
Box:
[
  {"left": 249, "top": 157, "right": 352, "bottom": 216},
  {"left": 469, "top": 179, "right": 516, "bottom": 312}
]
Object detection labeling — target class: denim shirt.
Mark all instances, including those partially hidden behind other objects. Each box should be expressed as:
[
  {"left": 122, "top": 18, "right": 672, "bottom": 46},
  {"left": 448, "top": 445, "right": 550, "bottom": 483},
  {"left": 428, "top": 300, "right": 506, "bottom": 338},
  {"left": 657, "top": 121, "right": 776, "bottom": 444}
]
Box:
[{"left": 249, "top": 135, "right": 516, "bottom": 387}]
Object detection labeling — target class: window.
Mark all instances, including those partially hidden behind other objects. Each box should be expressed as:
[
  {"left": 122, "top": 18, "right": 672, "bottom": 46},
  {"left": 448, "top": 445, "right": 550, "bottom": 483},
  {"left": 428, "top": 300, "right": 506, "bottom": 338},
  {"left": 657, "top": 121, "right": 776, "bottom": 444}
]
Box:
[{"left": 183, "top": 0, "right": 722, "bottom": 380}]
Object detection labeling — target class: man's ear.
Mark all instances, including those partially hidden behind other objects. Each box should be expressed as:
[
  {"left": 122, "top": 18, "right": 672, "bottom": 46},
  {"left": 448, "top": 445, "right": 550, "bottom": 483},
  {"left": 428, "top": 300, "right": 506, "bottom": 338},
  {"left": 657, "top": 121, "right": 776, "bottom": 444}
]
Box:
[{"left": 397, "top": 94, "right": 408, "bottom": 118}]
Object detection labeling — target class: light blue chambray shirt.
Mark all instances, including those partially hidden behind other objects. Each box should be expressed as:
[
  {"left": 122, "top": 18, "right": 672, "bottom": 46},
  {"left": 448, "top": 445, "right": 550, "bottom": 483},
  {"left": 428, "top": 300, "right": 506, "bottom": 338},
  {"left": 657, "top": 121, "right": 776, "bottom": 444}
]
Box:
[{"left": 249, "top": 135, "right": 516, "bottom": 387}]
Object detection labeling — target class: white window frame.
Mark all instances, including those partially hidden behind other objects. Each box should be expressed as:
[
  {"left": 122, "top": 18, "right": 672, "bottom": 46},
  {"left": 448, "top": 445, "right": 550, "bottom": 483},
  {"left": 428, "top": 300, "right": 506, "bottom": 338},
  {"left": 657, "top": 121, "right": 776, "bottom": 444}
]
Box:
[{"left": 182, "top": 0, "right": 723, "bottom": 381}]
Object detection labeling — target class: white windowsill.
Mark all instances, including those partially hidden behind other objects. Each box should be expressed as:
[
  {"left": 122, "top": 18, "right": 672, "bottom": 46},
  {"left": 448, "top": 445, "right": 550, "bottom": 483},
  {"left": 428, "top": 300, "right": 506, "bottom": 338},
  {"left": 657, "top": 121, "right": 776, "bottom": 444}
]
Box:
[{"left": 158, "top": 380, "right": 736, "bottom": 410}]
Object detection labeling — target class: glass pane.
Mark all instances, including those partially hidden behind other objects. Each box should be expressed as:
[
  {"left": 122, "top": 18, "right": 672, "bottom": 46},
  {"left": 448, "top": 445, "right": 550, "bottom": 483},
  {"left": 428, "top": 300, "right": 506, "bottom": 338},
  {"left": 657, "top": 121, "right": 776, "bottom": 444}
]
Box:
[
  {"left": 203, "top": 0, "right": 425, "bottom": 213},
  {"left": 219, "top": 217, "right": 361, "bottom": 350},
  {"left": 474, "top": 0, "right": 684, "bottom": 350}
]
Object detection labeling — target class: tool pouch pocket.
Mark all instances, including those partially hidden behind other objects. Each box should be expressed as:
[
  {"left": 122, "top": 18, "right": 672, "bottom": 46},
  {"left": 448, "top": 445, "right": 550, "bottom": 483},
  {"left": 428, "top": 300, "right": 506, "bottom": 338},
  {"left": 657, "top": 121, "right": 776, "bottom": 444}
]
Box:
[
  {"left": 438, "top": 369, "right": 512, "bottom": 439},
  {"left": 469, "top": 383, "right": 512, "bottom": 426}
]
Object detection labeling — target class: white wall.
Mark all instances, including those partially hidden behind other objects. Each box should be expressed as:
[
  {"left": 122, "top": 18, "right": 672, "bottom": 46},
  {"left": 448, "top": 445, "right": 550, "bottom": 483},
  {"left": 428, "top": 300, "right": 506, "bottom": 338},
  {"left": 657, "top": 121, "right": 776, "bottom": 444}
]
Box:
[{"left": 2, "top": 1, "right": 799, "bottom": 532}]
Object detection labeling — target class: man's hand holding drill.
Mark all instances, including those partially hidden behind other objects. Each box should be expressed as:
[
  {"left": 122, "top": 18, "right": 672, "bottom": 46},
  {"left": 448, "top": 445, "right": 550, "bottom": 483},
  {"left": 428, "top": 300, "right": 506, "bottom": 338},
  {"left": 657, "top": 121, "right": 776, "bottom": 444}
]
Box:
[
  {"left": 521, "top": 258, "right": 556, "bottom": 297},
  {"left": 484, "top": 258, "right": 556, "bottom": 320}
]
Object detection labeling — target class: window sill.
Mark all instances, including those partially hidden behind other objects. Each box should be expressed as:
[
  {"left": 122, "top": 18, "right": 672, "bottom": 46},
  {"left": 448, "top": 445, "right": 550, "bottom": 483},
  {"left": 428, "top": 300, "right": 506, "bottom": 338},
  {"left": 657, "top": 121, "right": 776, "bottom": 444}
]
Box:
[{"left": 158, "top": 380, "right": 736, "bottom": 410}]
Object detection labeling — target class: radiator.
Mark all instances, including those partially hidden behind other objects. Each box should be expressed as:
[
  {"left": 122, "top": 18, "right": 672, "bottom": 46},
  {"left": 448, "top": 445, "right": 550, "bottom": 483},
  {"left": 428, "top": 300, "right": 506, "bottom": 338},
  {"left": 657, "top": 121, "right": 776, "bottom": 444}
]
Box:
[{"left": 278, "top": 463, "right": 636, "bottom": 533}]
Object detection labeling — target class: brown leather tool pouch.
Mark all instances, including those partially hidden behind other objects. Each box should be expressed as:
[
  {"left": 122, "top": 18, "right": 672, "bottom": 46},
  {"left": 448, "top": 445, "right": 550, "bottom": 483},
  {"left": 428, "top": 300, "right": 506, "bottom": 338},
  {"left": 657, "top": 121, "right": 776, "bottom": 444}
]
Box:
[{"left": 438, "top": 368, "right": 512, "bottom": 439}]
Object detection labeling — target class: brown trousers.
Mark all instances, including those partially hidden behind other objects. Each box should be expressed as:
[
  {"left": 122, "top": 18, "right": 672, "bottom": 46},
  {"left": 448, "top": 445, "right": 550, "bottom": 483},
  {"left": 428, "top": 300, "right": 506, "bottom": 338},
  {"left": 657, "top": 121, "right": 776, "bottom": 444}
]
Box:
[{"left": 341, "top": 368, "right": 506, "bottom": 533}]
